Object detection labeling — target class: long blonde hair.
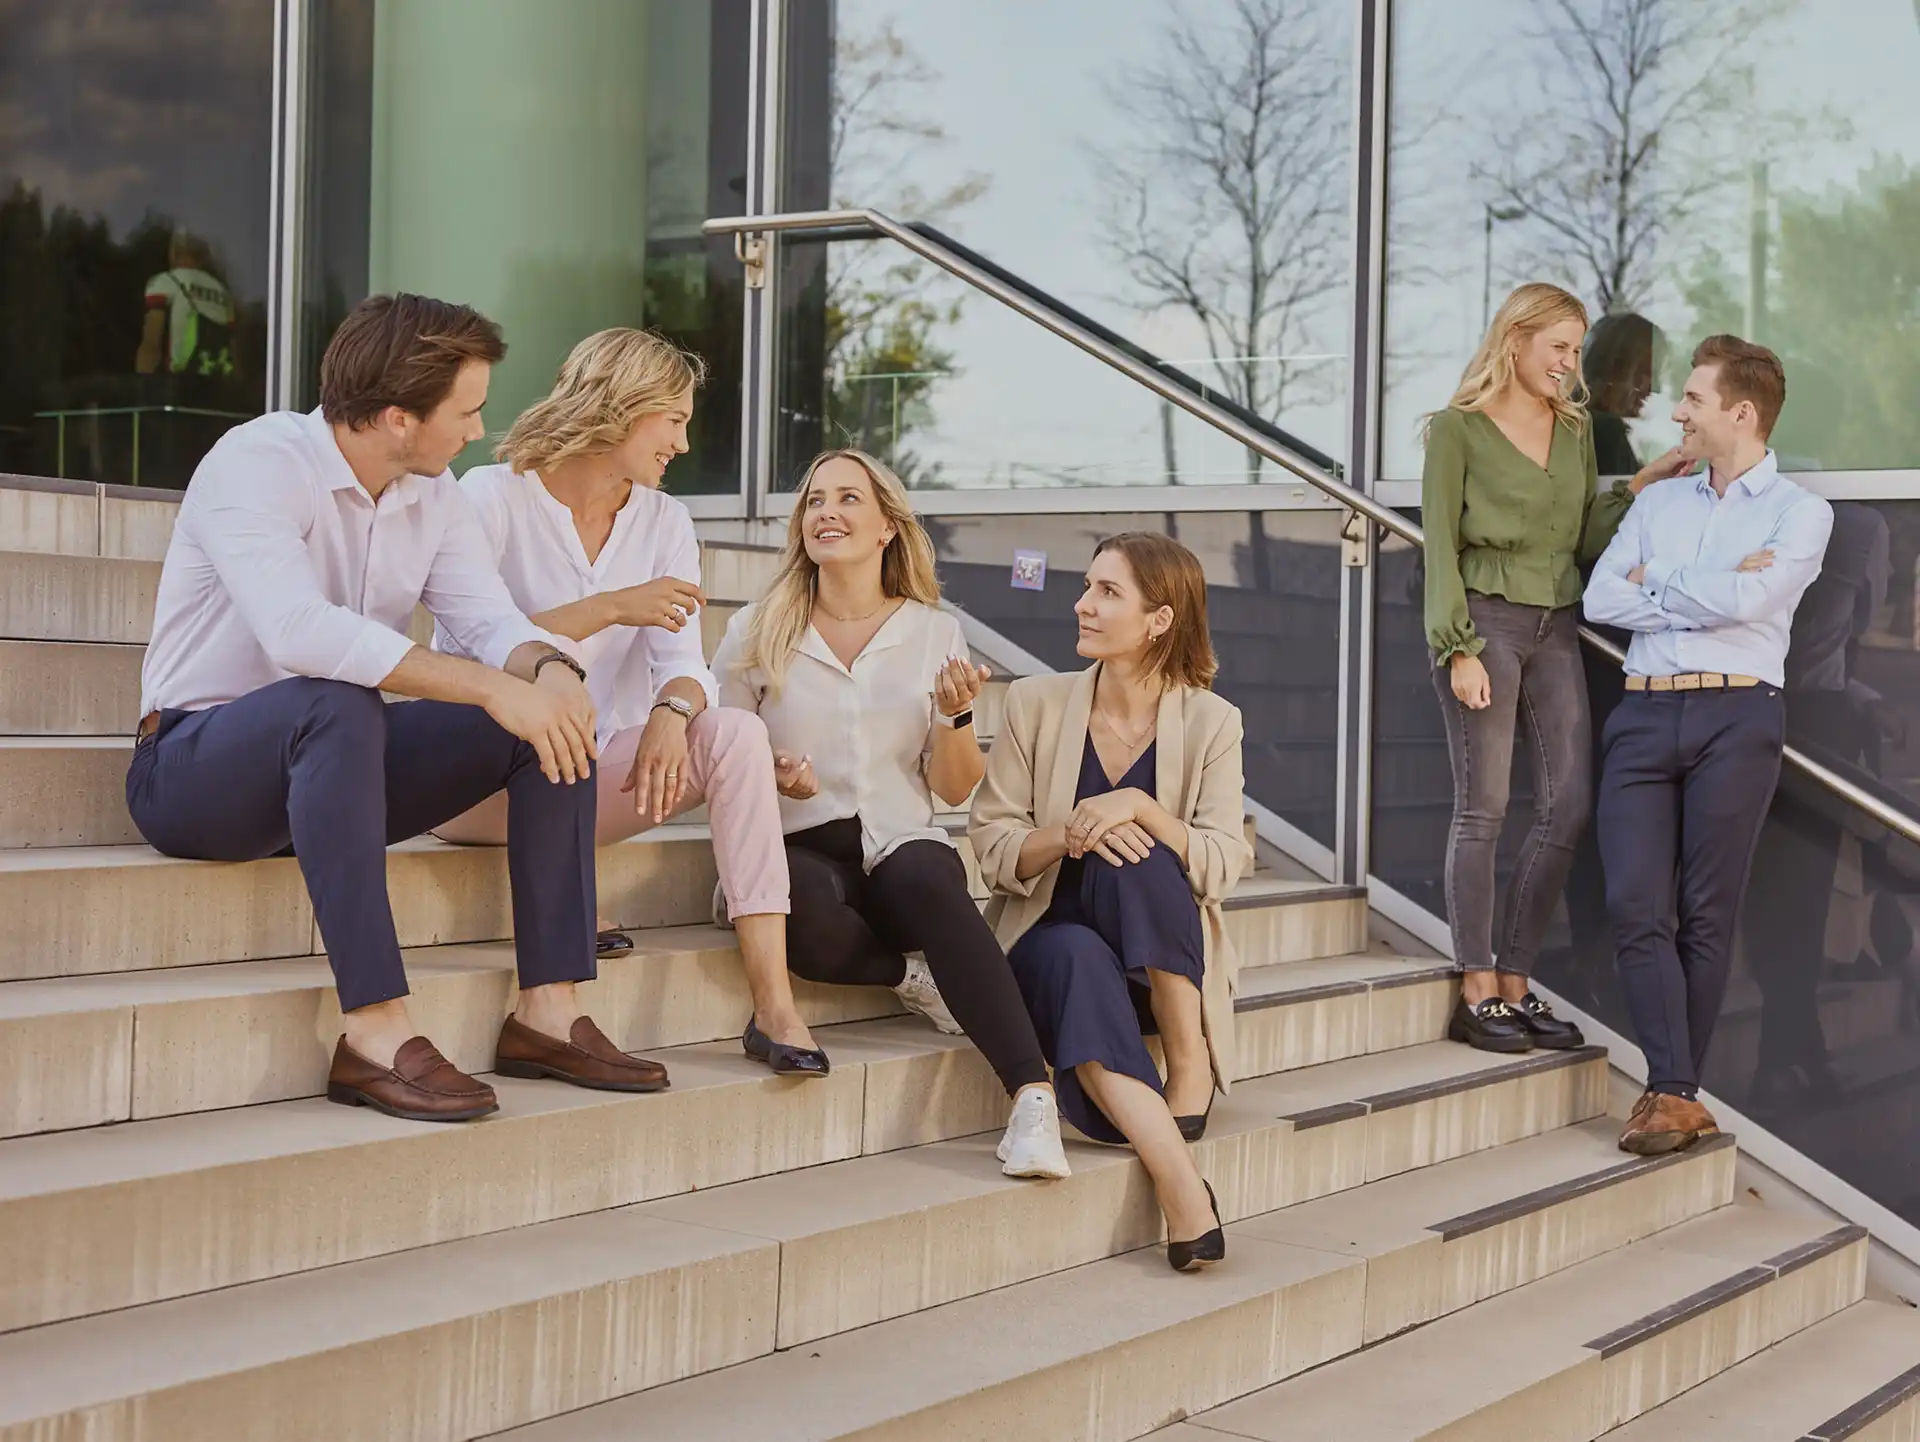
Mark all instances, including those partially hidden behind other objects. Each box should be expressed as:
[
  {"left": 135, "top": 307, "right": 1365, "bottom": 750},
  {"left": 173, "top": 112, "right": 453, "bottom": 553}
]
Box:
[
  {"left": 497, "top": 328, "right": 706, "bottom": 474},
  {"left": 1428, "top": 282, "right": 1590, "bottom": 438},
  {"left": 735, "top": 449, "right": 942, "bottom": 695}
]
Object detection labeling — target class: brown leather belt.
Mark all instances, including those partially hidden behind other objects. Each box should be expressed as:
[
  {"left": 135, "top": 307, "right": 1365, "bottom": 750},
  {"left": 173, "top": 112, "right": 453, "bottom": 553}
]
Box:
[
  {"left": 136, "top": 711, "right": 161, "bottom": 740},
  {"left": 1624, "top": 673, "right": 1762, "bottom": 692}
]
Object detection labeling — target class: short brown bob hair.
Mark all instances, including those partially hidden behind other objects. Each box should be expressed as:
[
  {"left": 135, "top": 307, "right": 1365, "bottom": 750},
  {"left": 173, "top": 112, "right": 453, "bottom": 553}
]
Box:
[
  {"left": 1093, "top": 532, "right": 1218, "bottom": 690},
  {"left": 1692, "top": 334, "right": 1786, "bottom": 440},
  {"left": 319, "top": 293, "right": 506, "bottom": 429}
]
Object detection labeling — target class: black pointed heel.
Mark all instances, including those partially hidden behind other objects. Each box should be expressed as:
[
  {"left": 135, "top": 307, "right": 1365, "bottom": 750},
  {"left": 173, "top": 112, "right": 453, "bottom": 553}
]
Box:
[
  {"left": 1167, "top": 1181, "right": 1226, "bottom": 1273},
  {"left": 742, "top": 1019, "right": 830, "bottom": 1077},
  {"left": 1175, "top": 1095, "right": 1215, "bottom": 1142}
]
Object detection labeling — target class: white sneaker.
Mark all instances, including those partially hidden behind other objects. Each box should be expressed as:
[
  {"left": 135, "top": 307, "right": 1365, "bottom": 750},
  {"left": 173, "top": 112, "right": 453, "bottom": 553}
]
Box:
[
  {"left": 894, "top": 954, "right": 963, "bottom": 1035},
  {"left": 997, "top": 1085, "right": 1072, "bottom": 1180}
]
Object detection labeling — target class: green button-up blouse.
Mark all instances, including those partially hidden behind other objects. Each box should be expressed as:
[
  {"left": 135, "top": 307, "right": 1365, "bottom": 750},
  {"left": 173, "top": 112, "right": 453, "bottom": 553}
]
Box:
[{"left": 1421, "top": 406, "right": 1633, "bottom": 665}]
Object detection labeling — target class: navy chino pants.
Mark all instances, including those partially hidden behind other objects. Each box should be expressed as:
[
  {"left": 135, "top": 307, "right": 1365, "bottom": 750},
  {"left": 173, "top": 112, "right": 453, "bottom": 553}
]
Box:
[
  {"left": 1596, "top": 686, "right": 1785, "bottom": 1097},
  {"left": 126, "top": 676, "right": 597, "bottom": 1012}
]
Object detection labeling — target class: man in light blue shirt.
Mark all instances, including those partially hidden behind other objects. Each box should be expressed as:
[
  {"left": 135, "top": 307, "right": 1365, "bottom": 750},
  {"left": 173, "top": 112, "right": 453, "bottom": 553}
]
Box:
[{"left": 1583, "top": 334, "right": 1832, "bottom": 1156}]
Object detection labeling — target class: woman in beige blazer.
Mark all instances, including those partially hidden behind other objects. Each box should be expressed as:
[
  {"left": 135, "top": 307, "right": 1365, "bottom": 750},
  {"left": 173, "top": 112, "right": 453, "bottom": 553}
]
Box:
[{"left": 971, "top": 533, "right": 1252, "bottom": 1271}]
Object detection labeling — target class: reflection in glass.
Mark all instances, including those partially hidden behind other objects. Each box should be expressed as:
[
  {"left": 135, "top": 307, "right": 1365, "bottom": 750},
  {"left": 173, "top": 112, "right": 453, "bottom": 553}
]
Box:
[
  {"left": 303, "top": 0, "right": 751, "bottom": 493},
  {"left": 775, "top": 0, "right": 1352, "bottom": 492},
  {"left": 933, "top": 510, "right": 1342, "bottom": 849},
  {"left": 1384, "top": 0, "right": 1920, "bottom": 480},
  {"left": 0, "top": 0, "right": 272, "bottom": 487}
]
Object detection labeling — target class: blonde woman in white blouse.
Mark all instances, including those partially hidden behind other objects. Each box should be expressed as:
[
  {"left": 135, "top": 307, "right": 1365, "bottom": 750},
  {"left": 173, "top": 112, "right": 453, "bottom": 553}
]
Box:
[
  {"left": 712, "top": 449, "right": 1071, "bottom": 1179},
  {"left": 434, "top": 329, "right": 829, "bottom": 1077}
]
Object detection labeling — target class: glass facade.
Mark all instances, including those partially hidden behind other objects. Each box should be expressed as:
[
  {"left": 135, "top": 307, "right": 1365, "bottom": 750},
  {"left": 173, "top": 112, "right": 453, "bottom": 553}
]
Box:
[
  {"left": 0, "top": 0, "right": 273, "bottom": 487},
  {"left": 300, "top": 0, "right": 753, "bottom": 493},
  {"left": 772, "top": 0, "right": 1356, "bottom": 493}
]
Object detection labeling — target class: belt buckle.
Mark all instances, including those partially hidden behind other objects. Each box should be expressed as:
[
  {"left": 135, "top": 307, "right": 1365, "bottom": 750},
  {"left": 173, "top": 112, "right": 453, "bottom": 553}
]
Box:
[{"left": 1673, "top": 673, "right": 1701, "bottom": 691}]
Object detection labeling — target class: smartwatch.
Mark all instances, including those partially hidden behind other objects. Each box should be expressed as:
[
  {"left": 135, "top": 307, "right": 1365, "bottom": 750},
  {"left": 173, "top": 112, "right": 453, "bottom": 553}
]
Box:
[{"left": 935, "top": 708, "right": 974, "bottom": 730}]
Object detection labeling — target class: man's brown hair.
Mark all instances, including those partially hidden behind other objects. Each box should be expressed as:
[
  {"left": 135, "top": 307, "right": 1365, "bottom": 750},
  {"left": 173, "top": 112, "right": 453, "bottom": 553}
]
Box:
[
  {"left": 1691, "top": 334, "right": 1787, "bottom": 439},
  {"left": 318, "top": 293, "right": 506, "bottom": 429},
  {"left": 1092, "top": 532, "right": 1218, "bottom": 690}
]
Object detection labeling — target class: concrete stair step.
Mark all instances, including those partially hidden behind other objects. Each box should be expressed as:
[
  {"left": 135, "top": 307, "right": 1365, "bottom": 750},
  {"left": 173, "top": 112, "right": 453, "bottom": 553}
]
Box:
[
  {"left": 0, "top": 551, "right": 161, "bottom": 643},
  {"left": 0, "top": 828, "right": 1363, "bottom": 984},
  {"left": 484, "top": 1161, "right": 1815, "bottom": 1442},
  {"left": 1168, "top": 1208, "right": 1868, "bottom": 1442},
  {"left": 0, "top": 936, "right": 1442, "bottom": 1136},
  {"left": 0, "top": 477, "right": 178, "bottom": 561},
  {"left": 0, "top": 737, "right": 138, "bottom": 848},
  {"left": 0, "top": 1116, "right": 1726, "bottom": 1442},
  {"left": 0, "top": 640, "right": 141, "bottom": 735},
  {"left": 0, "top": 1031, "right": 1607, "bottom": 1333},
  {"left": 1602, "top": 1299, "right": 1920, "bottom": 1441}
]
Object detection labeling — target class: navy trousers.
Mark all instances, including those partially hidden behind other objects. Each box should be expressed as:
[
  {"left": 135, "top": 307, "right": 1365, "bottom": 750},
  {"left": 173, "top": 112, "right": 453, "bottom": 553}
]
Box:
[
  {"left": 1596, "top": 687, "right": 1785, "bottom": 1097},
  {"left": 126, "top": 677, "right": 598, "bottom": 1012}
]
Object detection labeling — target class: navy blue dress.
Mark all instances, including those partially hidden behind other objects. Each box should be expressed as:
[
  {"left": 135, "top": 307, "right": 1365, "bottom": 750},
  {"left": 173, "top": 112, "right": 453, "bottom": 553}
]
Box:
[{"left": 1007, "top": 733, "right": 1206, "bottom": 1144}]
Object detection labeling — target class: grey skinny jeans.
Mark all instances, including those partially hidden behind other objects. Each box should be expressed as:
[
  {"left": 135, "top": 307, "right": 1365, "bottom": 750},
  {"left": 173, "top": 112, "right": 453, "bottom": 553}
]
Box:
[{"left": 1432, "top": 594, "right": 1592, "bottom": 976}]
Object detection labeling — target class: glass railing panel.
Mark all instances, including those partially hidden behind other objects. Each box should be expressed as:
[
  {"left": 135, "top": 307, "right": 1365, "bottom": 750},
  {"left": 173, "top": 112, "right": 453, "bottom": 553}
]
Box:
[
  {"left": 1376, "top": 500, "right": 1920, "bottom": 1229},
  {"left": 934, "top": 507, "right": 1343, "bottom": 850}
]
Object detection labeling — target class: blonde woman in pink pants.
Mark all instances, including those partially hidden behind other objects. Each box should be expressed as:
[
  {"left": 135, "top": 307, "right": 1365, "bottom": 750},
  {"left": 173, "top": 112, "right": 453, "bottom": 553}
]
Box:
[{"left": 433, "top": 328, "right": 828, "bottom": 1076}]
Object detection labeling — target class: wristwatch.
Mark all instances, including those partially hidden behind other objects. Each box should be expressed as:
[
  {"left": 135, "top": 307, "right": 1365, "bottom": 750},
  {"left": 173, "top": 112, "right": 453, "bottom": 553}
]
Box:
[
  {"left": 652, "top": 695, "right": 696, "bottom": 723},
  {"left": 935, "top": 708, "right": 974, "bottom": 730},
  {"left": 532, "top": 649, "right": 587, "bottom": 685}
]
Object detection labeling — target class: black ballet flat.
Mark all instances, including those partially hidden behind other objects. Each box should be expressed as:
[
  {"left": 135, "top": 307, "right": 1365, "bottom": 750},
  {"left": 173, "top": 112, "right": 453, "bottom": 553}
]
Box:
[
  {"left": 1175, "top": 1096, "right": 1215, "bottom": 1142},
  {"left": 596, "top": 929, "right": 634, "bottom": 960},
  {"left": 1167, "top": 1182, "right": 1226, "bottom": 1273},
  {"left": 742, "top": 1018, "right": 831, "bottom": 1078}
]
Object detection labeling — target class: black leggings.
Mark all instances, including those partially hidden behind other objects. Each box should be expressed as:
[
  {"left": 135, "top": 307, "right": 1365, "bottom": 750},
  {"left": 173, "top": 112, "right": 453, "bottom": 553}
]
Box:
[{"left": 785, "top": 817, "right": 1050, "bottom": 1096}]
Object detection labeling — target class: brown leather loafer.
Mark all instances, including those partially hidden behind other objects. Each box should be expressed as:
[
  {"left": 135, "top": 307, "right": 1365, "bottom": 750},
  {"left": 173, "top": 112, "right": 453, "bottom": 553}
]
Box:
[
  {"left": 326, "top": 1036, "right": 498, "bottom": 1122},
  {"left": 495, "top": 1015, "right": 670, "bottom": 1092},
  {"left": 1619, "top": 1092, "right": 1720, "bottom": 1155}
]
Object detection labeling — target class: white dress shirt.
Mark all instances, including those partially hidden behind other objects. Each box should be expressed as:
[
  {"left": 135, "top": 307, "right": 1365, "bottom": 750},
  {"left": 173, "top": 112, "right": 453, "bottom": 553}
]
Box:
[
  {"left": 435, "top": 464, "right": 717, "bottom": 745},
  {"left": 714, "top": 599, "right": 970, "bottom": 869},
  {"left": 1583, "top": 451, "right": 1833, "bottom": 687},
  {"left": 141, "top": 410, "right": 563, "bottom": 716}
]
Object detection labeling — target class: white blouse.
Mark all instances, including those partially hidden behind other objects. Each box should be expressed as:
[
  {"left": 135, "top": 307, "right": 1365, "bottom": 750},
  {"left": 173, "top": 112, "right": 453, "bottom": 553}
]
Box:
[
  {"left": 435, "top": 464, "right": 718, "bottom": 745},
  {"left": 714, "top": 599, "right": 971, "bottom": 870}
]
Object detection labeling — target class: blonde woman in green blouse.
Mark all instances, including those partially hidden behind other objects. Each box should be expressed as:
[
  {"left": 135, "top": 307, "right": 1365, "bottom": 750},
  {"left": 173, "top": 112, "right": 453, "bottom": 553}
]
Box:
[{"left": 1424, "top": 282, "right": 1686, "bottom": 1053}]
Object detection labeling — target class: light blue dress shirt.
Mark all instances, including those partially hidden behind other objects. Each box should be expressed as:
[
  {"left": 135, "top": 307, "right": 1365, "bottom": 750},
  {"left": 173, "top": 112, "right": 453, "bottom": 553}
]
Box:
[{"left": 1583, "top": 451, "right": 1833, "bottom": 687}]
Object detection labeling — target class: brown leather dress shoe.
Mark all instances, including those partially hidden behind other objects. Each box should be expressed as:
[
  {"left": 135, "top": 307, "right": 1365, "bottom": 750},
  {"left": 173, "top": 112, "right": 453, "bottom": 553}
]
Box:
[
  {"left": 495, "top": 1015, "right": 670, "bottom": 1092},
  {"left": 1618, "top": 1092, "right": 1720, "bottom": 1155},
  {"left": 326, "top": 1036, "right": 499, "bottom": 1122}
]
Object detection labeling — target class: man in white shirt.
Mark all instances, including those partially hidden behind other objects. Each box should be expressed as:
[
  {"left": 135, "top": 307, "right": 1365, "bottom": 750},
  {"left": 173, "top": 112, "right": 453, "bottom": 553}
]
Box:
[{"left": 129, "top": 294, "right": 669, "bottom": 1123}]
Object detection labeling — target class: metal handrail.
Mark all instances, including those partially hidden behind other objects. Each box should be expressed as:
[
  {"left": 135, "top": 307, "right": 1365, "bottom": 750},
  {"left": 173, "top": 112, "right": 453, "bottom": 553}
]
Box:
[{"left": 706, "top": 206, "right": 1920, "bottom": 851}]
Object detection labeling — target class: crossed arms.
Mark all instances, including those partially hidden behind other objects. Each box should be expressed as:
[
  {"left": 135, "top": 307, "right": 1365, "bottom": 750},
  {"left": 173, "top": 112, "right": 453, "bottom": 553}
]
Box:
[{"left": 1583, "top": 487, "right": 1834, "bottom": 634}]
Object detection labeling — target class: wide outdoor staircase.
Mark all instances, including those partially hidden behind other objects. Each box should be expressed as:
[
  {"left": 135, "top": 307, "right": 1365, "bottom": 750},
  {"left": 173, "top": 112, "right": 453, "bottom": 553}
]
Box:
[{"left": 0, "top": 475, "right": 1916, "bottom": 1442}]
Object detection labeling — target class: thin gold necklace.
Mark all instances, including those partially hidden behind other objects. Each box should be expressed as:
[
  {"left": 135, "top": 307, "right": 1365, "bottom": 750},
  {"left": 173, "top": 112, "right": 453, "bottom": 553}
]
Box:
[
  {"left": 1093, "top": 705, "right": 1155, "bottom": 753},
  {"left": 817, "top": 596, "right": 892, "bottom": 624}
]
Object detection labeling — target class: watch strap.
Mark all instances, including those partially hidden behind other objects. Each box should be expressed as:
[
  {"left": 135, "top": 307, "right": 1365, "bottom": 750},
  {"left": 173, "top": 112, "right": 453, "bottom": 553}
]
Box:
[{"left": 532, "top": 650, "right": 587, "bottom": 685}]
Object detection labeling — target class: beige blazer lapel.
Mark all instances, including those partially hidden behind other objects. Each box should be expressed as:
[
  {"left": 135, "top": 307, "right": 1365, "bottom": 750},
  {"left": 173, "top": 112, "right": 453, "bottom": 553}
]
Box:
[
  {"left": 1154, "top": 684, "right": 1187, "bottom": 814},
  {"left": 1043, "top": 664, "right": 1099, "bottom": 827}
]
